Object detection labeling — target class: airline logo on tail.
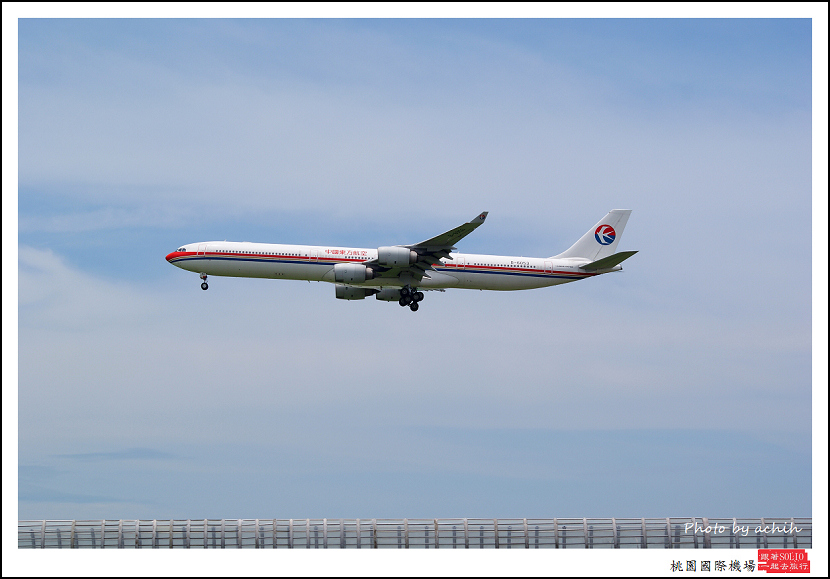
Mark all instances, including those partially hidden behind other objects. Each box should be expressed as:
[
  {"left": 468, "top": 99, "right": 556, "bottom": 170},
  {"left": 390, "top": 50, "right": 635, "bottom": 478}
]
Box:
[{"left": 595, "top": 225, "right": 616, "bottom": 245}]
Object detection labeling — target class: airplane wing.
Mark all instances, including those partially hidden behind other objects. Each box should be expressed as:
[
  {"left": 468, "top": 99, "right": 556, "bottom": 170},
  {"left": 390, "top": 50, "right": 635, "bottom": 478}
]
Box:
[
  {"left": 410, "top": 211, "right": 489, "bottom": 250},
  {"left": 363, "top": 211, "right": 488, "bottom": 283}
]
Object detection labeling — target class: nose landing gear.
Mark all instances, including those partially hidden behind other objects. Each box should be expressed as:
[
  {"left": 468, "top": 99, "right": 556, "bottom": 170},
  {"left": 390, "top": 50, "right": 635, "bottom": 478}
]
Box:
[
  {"left": 398, "top": 286, "right": 424, "bottom": 311},
  {"left": 200, "top": 273, "right": 208, "bottom": 290}
]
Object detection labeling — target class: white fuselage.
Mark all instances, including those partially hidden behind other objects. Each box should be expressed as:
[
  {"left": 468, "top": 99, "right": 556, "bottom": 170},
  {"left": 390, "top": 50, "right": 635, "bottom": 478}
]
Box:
[{"left": 165, "top": 241, "right": 609, "bottom": 291}]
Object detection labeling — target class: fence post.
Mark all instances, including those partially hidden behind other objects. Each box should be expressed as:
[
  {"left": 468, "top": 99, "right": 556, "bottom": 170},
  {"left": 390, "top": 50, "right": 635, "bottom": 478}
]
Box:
[
  {"left": 494, "top": 519, "right": 499, "bottom": 549},
  {"left": 524, "top": 519, "right": 529, "bottom": 549},
  {"left": 71, "top": 520, "right": 77, "bottom": 549},
  {"left": 464, "top": 519, "right": 469, "bottom": 549},
  {"left": 404, "top": 519, "right": 409, "bottom": 549},
  {"left": 641, "top": 518, "right": 647, "bottom": 549},
  {"left": 691, "top": 518, "right": 698, "bottom": 549},
  {"left": 761, "top": 518, "right": 768, "bottom": 549},
  {"left": 792, "top": 518, "right": 797, "bottom": 549},
  {"left": 434, "top": 519, "right": 439, "bottom": 549},
  {"left": 554, "top": 518, "right": 559, "bottom": 549},
  {"left": 703, "top": 517, "right": 711, "bottom": 549},
  {"left": 583, "top": 519, "right": 589, "bottom": 549}
]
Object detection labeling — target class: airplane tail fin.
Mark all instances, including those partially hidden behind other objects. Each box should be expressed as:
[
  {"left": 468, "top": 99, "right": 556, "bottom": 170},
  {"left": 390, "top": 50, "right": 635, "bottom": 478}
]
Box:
[{"left": 552, "top": 209, "right": 632, "bottom": 261}]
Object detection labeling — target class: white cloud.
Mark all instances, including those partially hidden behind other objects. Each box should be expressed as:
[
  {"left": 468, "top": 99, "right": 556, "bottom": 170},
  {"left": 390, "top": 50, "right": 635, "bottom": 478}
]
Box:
[
  {"left": 18, "top": 21, "right": 811, "bottom": 232},
  {"left": 18, "top": 246, "right": 810, "bottom": 462}
]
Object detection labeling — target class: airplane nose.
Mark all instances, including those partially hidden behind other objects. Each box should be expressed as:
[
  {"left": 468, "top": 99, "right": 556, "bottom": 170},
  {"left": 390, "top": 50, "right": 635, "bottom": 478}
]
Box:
[{"left": 165, "top": 252, "right": 177, "bottom": 263}]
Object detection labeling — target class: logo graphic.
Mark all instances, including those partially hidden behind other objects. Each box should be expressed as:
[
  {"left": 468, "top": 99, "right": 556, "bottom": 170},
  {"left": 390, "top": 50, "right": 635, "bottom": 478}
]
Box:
[
  {"left": 595, "top": 225, "right": 616, "bottom": 245},
  {"left": 758, "top": 549, "right": 810, "bottom": 573}
]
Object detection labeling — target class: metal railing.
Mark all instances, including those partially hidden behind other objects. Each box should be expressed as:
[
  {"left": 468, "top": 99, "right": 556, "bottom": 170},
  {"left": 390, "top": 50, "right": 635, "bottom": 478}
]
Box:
[{"left": 18, "top": 517, "right": 811, "bottom": 549}]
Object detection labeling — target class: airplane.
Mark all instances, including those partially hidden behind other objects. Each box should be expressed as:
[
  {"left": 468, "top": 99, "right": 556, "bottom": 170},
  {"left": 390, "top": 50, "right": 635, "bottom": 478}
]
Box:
[{"left": 165, "top": 209, "right": 637, "bottom": 312}]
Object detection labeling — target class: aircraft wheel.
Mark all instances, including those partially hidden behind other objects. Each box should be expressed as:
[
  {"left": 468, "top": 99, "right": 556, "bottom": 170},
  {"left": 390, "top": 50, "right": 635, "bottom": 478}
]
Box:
[
  {"left": 409, "top": 301, "right": 419, "bottom": 312},
  {"left": 398, "top": 296, "right": 409, "bottom": 307},
  {"left": 414, "top": 291, "right": 424, "bottom": 302},
  {"left": 400, "top": 286, "right": 411, "bottom": 297},
  {"left": 201, "top": 282, "right": 208, "bottom": 290}
]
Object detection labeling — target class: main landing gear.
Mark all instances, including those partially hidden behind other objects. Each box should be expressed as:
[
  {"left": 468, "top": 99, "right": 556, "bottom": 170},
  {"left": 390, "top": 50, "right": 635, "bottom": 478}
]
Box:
[
  {"left": 398, "top": 285, "right": 424, "bottom": 312},
  {"left": 199, "top": 273, "right": 208, "bottom": 290}
]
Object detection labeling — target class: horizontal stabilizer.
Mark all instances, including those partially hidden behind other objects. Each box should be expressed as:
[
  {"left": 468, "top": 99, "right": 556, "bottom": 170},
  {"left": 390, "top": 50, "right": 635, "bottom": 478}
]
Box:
[{"left": 579, "top": 250, "right": 638, "bottom": 271}]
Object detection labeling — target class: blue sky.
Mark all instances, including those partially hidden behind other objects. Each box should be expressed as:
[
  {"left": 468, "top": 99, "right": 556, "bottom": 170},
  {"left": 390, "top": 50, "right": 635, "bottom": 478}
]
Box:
[{"left": 7, "top": 12, "right": 825, "bottom": 555}]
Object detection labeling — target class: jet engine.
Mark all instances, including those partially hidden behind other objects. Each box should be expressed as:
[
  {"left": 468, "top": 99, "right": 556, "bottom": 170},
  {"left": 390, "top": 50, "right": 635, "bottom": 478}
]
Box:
[
  {"left": 377, "top": 246, "right": 418, "bottom": 267},
  {"left": 374, "top": 288, "right": 403, "bottom": 301},
  {"left": 335, "top": 285, "right": 375, "bottom": 300},
  {"left": 333, "top": 263, "right": 374, "bottom": 284}
]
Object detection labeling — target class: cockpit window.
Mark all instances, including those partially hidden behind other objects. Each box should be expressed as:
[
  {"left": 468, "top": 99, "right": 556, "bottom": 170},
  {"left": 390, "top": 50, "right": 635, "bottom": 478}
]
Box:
[{"left": 177, "top": 247, "right": 186, "bottom": 252}]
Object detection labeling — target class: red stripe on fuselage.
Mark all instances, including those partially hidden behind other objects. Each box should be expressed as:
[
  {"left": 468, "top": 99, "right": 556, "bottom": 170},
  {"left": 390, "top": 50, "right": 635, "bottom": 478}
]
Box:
[{"left": 166, "top": 250, "right": 596, "bottom": 278}]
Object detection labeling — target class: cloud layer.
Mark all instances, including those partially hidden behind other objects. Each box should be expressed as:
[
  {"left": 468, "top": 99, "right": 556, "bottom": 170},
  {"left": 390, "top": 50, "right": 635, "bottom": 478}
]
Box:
[{"left": 15, "top": 18, "right": 814, "bottom": 520}]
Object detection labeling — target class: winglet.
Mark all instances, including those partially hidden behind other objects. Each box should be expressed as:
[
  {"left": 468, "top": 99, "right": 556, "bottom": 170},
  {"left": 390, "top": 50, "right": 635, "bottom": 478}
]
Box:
[{"left": 473, "top": 211, "right": 488, "bottom": 223}]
